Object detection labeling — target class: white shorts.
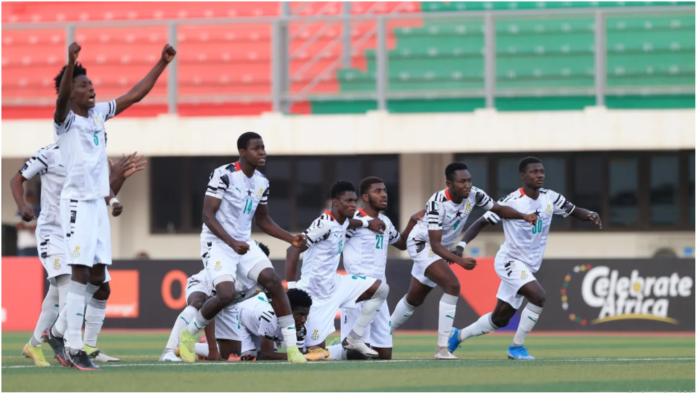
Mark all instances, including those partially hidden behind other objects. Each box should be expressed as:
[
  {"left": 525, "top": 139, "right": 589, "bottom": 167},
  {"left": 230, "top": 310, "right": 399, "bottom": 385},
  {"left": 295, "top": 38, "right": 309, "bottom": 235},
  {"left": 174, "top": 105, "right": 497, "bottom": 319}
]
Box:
[
  {"left": 201, "top": 239, "right": 272, "bottom": 286},
  {"left": 340, "top": 299, "right": 392, "bottom": 348},
  {"left": 407, "top": 238, "right": 441, "bottom": 288},
  {"left": 60, "top": 199, "right": 112, "bottom": 267},
  {"left": 37, "top": 231, "right": 71, "bottom": 279},
  {"left": 303, "top": 274, "right": 377, "bottom": 347},
  {"left": 494, "top": 254, "right": 537, "bottom": 310},
  {"left": 185, "top": 272, "right": 214, "bottom": 301}
]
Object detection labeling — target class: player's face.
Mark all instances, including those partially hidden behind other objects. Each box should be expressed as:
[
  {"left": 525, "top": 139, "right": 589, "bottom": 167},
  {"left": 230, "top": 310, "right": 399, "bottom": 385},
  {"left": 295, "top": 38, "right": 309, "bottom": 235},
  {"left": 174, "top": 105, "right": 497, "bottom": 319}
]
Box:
[
  {"left": 521, "top": 163, "right": 545, "bottom": 188},
  {"left": 448, "top": 169, "right": 473, "bottom": 199},
  {"left": 334, "top": 191, "right": 357, "bottom": 218},
  {"left": 365, "top": 182, "right": 388, "bottom": 211},
  {"left": 72, "top": 75, "right": 95, "bottom": 109},
  {"left": 241, "top": 138, "right": 266, "bottom": 167},
  {"left": 292, "top": 306, "right": 310, "bottom": 330}
]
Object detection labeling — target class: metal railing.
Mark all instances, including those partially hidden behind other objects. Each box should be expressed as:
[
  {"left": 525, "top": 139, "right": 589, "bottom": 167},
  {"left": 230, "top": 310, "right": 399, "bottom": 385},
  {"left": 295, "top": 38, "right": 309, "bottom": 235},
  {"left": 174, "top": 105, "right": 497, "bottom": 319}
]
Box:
[{"left": 2, "top": 4, "right": 693, "bottom": 113}]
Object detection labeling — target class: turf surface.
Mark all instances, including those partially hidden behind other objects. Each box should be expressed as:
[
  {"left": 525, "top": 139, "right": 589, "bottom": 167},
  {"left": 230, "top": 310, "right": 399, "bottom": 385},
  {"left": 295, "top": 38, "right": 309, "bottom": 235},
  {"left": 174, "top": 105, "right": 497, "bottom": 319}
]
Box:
[{"left": 2, "top": 332, "right": 694, "bottom": 392}]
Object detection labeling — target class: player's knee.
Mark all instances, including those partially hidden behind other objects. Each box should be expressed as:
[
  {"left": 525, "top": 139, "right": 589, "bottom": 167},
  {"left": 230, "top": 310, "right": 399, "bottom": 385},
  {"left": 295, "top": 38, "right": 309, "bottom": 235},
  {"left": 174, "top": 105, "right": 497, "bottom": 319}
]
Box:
[
  {"left": 528, "top": 291, "right": 546, "bottom": 308},
  {"left": 406, "top": 294, "right": 424, "bottom": 308},
  {"left": 491, "top": 314, "right": 510, "bottom": 328},
  {"left": 261, "top": 274, "right": 284, "bottom": 294},
  {"left": 444, "top": 280, "right": 460, "bottom": 296},
  {"left": 373, "top": 281, "right": 389, "bottom": 300},
  {"left": 216, "top": 288, "right": 236, "bottom": 305},
  {"left": 71, "top": 266, "right": 90, "bottom": 284},
  {"left": 94, "top": 283, "right": 111, "bottom": 301}
]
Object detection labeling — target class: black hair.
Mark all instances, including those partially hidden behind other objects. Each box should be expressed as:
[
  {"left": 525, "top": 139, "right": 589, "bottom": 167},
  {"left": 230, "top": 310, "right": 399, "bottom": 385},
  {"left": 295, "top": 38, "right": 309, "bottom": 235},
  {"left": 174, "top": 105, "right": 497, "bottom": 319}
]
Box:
[
  {"left": 237, "top": 132, "right": 262, "bottom": 150},
  {"left": 287, "top": 288, "right": 312, "bottom": 309},
  {"left": 359, "top": 176, "right": 384, "bottom": 196},
  {"left": 519, "top": 156, "right": 542, "bottom": 173},
  {"left": 257, "top": 242, "right": 270, "bottom": 257},
  {"left": 54, "top": 63, "right": 88, "bottom": 94},
  {"left": 445, "top": 162, "right": 468, "bottom": 181},
  {"left": 330, "top": 180, "right": 356, "bottom": 200}
]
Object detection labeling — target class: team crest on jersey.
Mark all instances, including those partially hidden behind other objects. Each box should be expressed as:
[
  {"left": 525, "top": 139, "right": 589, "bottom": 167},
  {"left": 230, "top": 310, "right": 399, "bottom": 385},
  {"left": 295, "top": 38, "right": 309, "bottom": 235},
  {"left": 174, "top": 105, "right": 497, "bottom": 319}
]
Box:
[
  {"left": 72, "top": 246, "right": 80, "bottom": 258},
  {"left": 464, "top": 202, "right": 472, "bottom": 215},
  {"left": 312, "top": 329, "right": 319, "bottom": 340},
  {"left": 214, "top": 261, "right": 222, "bottom": 271},
  {"left": 257, "top": 187, "right": 264, "bottom": 200},
  {"left": 546, "top": 204, "right": 552, "bottom": 216},
  {"left": 53, "top": 258, "right": 61, "bottom": 270},
  {"left": 92, "top": 114, "right": 104, "bottom": 128},
  {"left": 521, "top": 270, "right": 528, "bottom": 279},
  {"left": 428, "top": 249, "right": 435, "bottom": 258}
]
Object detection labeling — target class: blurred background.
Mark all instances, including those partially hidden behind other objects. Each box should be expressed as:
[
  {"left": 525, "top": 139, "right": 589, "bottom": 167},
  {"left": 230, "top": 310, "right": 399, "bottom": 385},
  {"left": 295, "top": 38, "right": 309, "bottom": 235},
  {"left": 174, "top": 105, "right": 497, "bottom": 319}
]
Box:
[{"left": 1, "top": 1, "right": 694, "bottom": 332}]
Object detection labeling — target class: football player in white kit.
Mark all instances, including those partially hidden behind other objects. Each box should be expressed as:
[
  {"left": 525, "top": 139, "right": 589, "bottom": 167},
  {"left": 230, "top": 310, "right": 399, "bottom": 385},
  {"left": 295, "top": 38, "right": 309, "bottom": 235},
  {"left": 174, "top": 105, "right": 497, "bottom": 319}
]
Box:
[
  {"left": 390, "top": 162, "right": 538, "bottom": 360},
  {"left": 42, "top": 41, "right": 176, "bottom": 370},
  {"left": 178, "top": 132, "right": 316, "bottom": 365},
  {"left": 339, "top": 177, "right": 424, "bottom": 360},
  {"left": 448, "top": 157, "right": 601, "bottom": 360},
  {"left": 286, "top": 180, "right": 390, "bottom": 358},
  {"left": 10, "top": 147, "right": 143, "bottom": 366}
]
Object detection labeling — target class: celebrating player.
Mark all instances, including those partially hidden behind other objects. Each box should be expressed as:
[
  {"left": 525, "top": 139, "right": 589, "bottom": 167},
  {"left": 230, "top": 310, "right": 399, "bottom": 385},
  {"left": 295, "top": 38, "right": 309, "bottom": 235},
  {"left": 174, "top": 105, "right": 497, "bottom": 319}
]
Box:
[
  {"left": 11, "top": 147, "right": 143, "bottom": 367},
  {"left": 390, "top": 162, "right": 537, "bottom": 360},
  {"left": 286, "top": 180, "right": 389, "bottom": 358},
  {"left": 339, "top": 177, "right": 424, "bottom": 360},
  {"left": 41, "top": 41, "right": 175, "bottom": 370},
  {"left": 448, "top": 157, "right": 601, "bottom": 360}
]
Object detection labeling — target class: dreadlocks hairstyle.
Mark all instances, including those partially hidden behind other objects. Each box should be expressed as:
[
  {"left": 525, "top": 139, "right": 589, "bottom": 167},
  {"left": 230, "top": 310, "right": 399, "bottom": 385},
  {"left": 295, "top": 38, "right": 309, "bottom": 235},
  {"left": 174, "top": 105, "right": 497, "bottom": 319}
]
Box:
[
  {"left": 518, "top": 156, "right": 542, "bottom": 173},
  {"left": 359, "top": 176, "right": 385, "bottom": 196},
  {"left": 54, "top": 63, "right": 88, "bottom": 94},
  {"left": 287, "top": 288, "right": 313, "bottom": 310},
  {"left": 330, "top": 180, "right": 356, "bottom": 200}
]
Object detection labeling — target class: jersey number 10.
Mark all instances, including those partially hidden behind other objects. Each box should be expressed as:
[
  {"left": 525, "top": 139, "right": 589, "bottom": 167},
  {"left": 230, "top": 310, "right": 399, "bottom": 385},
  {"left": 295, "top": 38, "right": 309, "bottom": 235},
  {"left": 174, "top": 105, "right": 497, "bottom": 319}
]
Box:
[
  {"left": 531, "top": 219, "right": 543, "bottom": 234},
  {"left": 375, "top": 234, "right": 384, "bottom": 249}
]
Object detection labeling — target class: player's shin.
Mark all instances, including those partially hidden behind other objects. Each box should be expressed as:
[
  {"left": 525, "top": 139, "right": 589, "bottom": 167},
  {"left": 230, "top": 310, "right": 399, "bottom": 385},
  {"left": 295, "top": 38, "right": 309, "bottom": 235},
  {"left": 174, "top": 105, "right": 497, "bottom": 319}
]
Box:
[
  {"left": 512, "top": 303, "right": 542, "bottom": 347},
  {"left": 31, "top": 285, "right": 60, "bottom": 347},
  {"left": 166, "top": 306, "right": 198, "bottom": 351},
  {"left": 390, "top": 296, "right": 416, "bottom": 330},
  {"left": 65, "top": 281, "right": 88, "bottom": 353},
  {"left": 458, "top": 312, "right": 498, "bottom": 342},
  {"left": 350, "top": 282, "right": 388, "bottom": 339},
  {"left": 83, "top": 298, "right": 106, "bottom": 348},
  {"left": 438, "top": 294, "right": 458, "bottom": 348},
  {"left": 84, "top": 283, "right": 100, "bottom": 306}
]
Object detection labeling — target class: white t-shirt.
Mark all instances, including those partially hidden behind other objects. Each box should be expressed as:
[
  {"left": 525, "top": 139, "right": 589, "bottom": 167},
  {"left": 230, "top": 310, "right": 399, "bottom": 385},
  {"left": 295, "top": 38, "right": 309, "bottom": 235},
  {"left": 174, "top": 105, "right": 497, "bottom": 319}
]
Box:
[
  {"left": 54, "top": 101, "right": 116, "bottom": 200},
  {"left": 411, "top": 187, "right": 494, "bottom": 248},
  {"left": 19, "top": 144, "right": 65, "bottom": 240},
  {"left": 201, "top": 162, "right": 269, "bottom": 243},
  {"left": 297, "top": 210, "right": 350, "bottom": 301},
  {"left": 484, "top": 188, "right": 574, "bottom": 272},
  {"left": 237, "top": 293, "right": 307, "bottom": 349},
  {"left": 343, "top": 209, "right": 400, "bottom": 282}
]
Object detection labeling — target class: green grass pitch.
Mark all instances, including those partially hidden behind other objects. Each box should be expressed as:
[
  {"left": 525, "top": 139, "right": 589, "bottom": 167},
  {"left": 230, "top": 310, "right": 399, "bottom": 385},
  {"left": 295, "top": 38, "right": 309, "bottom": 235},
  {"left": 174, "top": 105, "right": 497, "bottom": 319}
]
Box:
[{"left": 2, "top": 331, "right": 694, "bottom": 392}]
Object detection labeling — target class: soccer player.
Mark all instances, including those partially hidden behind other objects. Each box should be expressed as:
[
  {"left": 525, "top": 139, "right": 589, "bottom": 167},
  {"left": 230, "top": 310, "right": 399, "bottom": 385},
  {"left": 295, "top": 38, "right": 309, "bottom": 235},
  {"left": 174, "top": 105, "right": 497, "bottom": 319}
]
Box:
[
  {"left": 179, "top": 132, "right": 347, "bottom": 364},
  {"left": 390, "top": 162, "right": 537, "bottom": 360},
  {"left": 339, "top": 176, "right": 424, "bottom": 360},
  {"left": 160, "top": 242, "right": 269, "bottom": 362},
  {"left": 11, "top": 146, "right": 143, "bottom": 367},
  {"left": 43, "top": 41, "right": 175, "bottom": 370},
  {"left": 448, "top": 157, "right": 602, "bottom": 360},
  {"left": 286, "top": 180, "right": 390, "bottom": 358}
]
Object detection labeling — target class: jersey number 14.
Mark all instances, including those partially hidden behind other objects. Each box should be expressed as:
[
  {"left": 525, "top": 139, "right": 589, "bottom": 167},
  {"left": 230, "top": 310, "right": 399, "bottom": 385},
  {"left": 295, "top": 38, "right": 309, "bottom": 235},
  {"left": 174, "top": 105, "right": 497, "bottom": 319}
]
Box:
[{"left": 243, "top": 199, "right": 253, "bottom": 214}]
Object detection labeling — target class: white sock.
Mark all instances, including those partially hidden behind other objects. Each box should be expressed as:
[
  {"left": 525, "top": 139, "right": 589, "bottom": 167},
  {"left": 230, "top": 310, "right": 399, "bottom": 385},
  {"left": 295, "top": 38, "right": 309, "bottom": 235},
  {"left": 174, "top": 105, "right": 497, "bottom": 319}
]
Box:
[
  {"left": 84, "top": 283, "right": 100, "bottom": 306},
  {"left": 390, "top": 296, "right": 416, "bottom": 331},
  {"left": 194, "top": 342, "right": 210, "bottom": 358},
  {"left": 186, "top": 311, "right": 211, "bottom": 335},
  {"left": 278, "top": 315, "right": 298, "bottom": 348},
  {"left": 65, "top": 281, "right": 87, "bottom": 353},
  {"left": 458, "top": 312, "right": 498, "bottom": 342},
  {"left": 438, "top": 294, "right": 458, "bottom": 348},
  {"left": 51, "top": 275, "right": 72, "bottom": 338},
  {"left": 512, "top": 303, "right": 542, "bottom": 347},
  {"left": 31, "top": 285, "right": 60, "bottom": 346},
  {"left": 165, "top": 306, "right": 198, "bottom": 350},
  {"left": 327, "top": 344, "right": 347, "bottom": 361},
  {"left": 350, "top": 282, "right": 388, "bottom": 339},
  {"left": 84, "top": 298, "right": 107, "bottom": 347}
]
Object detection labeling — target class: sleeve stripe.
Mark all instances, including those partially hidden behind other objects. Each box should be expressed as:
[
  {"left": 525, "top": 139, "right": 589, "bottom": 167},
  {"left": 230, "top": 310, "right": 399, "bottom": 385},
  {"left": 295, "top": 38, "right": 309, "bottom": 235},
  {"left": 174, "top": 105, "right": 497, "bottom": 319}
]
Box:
[
  {"left": 553, "top": 194, "right": 562, "bottom": 204},
  {"left": 35, "top": 156, "right": 48, "bottom": 167}
]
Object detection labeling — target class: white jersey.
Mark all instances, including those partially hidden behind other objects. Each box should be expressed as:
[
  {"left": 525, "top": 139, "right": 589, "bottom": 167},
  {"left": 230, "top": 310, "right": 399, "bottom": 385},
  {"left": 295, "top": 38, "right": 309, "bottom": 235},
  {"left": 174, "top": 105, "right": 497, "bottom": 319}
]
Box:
[
  {"left": 298, "top": 210, "right": 350, "bottom": 301},
  {"left": 343, "top": 209, "right": 400, "bottom": 281},
  {"left": 54, "top": 100, "right": 116, "bottom": 200},
  {"left": 19, "top": 144, "right": 66, "bottom": 240},
  {"left": 485, "top": 188, "right": 575, "bottom": 272},
  {"left": 237, "top": 293, "right": 307, "bottom": 348},
  {"left": 201, "top": 162, "right": 269, "bottom": 243},
  {"left": 412, "top": 187, "right": 494, "bottom": 248}
]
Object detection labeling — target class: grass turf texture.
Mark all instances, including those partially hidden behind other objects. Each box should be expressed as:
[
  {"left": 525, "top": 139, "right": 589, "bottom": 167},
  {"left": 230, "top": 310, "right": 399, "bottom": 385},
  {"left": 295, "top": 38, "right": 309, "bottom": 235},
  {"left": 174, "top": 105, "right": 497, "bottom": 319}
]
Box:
[{"left": 2, "top": 332, "right": 694, "bottom": 392}]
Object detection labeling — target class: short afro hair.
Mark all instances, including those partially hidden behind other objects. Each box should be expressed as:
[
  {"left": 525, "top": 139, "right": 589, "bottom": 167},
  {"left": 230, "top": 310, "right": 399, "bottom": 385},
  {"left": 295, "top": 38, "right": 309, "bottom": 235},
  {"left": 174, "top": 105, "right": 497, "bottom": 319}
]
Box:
[
  {"left": 330, "top": 180, "right": 356, "bottom": 200},
  {"left": 256, "top": 242, "right": 270, "bottom": 257},
  {"left": 519, "top": 156, "right": 542, "bottom": 173},
  {"left": 287, "top": 288, "right": 312, "bottom": 309},
  {"left": 54, "top": 63, "right": 88, "bottom": 94},
  {"left": 445, "top": 162, "right": 468, "bottom": 181},
  {"left": 359, "top": 176, "right": 384, "bottom": 196},
  {"left": 237, "top": 132, "right": 262, "bottom": 150}
]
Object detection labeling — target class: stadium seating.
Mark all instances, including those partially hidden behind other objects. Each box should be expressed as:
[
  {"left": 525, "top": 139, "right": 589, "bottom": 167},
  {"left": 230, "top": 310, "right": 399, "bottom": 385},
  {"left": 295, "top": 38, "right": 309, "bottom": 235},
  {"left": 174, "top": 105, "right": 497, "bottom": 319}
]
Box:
[{"left": 2, "top": 2, "right": 694, "bottom": 118}]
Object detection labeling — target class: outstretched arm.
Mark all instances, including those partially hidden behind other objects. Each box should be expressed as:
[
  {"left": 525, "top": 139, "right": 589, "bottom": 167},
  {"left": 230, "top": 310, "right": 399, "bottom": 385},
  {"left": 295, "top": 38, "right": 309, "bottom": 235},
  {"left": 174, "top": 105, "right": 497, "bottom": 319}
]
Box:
[
  {"left": 490, "top": 202, "right": 537, "bottom": 226},
  {"left": 255, "top": 204, "right": 305, "bottom": 247},
  {"left": 55, "top": 42, "right": 81, "bottom": 124},
  {"left": 570, "top": 207, "right": 602, "bottom": 229},
  {"left": 114, "top": 44, "right": 176, "bottom": 116},
  {"left": 285, "top": 245, "right": 306, "bottom": 283},
  {"left": 392, "top": 209, "right": 425, "bottom": 251},
  {"left": 460, "top": 216, "right": 490, "bottom": 245},
  {"left": 109, "top": 152, "right": 147, "bottom": 195}
]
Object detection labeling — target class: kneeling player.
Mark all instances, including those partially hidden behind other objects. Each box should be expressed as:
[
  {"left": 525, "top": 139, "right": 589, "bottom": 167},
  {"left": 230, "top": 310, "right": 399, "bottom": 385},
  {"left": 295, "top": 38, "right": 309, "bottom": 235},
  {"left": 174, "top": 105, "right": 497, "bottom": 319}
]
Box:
[{"left": 448, "top": 157, "right": 601, "bottom": 360}]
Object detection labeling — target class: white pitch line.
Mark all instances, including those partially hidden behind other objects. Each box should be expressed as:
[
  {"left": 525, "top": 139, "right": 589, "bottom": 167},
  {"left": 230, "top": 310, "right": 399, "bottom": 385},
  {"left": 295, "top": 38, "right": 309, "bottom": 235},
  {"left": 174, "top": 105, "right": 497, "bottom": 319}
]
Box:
[{"left": 2, "top": 357, "right": 693, "bottom": 370}]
